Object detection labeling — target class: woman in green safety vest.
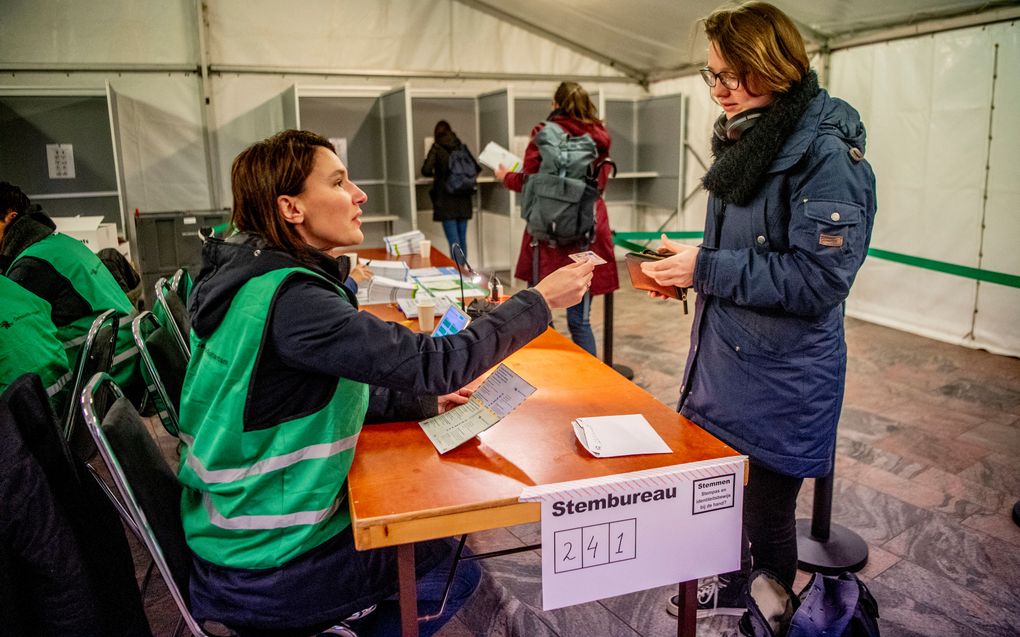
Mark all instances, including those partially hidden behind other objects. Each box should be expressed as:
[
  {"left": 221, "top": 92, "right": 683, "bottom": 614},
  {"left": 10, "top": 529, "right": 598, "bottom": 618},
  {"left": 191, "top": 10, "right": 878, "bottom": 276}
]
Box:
[
  {"left": 178, "top": 129, "right": 593, "bottom": 635},
  {"left": 0, "top": 276, "right": 71, "bottom": 414},
  {"left": 0, "top": 182, "right": 144, "bottom": 411}
]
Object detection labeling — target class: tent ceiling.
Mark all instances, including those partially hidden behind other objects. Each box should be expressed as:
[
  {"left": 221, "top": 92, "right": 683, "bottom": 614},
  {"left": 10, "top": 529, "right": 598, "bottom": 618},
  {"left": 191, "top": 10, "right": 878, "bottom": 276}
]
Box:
[{"left": 458, "top": 0, "right": 1019, "bottom": 83}]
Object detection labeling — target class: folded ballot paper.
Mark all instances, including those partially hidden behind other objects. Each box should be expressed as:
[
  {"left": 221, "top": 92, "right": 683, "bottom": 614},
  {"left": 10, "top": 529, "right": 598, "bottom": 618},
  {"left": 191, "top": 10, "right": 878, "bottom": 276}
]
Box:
[
  {"left": 478, "top": 141, "right": 522, "bottom": 172},
  {"left": 571, "top": 414, "right": 672, "bottom": 458}
]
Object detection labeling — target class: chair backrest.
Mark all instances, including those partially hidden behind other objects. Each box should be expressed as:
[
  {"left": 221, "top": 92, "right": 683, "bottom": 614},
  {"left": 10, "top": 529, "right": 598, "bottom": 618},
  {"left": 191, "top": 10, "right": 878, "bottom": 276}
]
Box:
[
  {"left": 170, "top": 267, "right": 192, "bottom": 302},
  {"left": 155, "top": 276, "right": 192, "bottom": 358},
  {"left": 81, "top": 372, "right": 207, "bottom": 637},
  {"left": 64, "top": 309, "right": 119, "bottom": 462},
  {"left": 132, "top": 311, "right": 187, "bottom": 437}
]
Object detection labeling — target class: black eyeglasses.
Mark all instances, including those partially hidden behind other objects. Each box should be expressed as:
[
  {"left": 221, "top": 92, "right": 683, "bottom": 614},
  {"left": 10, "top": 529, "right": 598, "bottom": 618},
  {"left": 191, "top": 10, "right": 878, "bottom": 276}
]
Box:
[{"left": 700, "top": 67, "right": 741, "bottom": 90}]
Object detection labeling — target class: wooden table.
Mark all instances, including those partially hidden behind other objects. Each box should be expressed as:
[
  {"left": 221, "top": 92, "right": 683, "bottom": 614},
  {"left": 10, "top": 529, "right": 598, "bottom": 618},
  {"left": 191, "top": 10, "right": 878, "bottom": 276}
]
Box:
[{"left": 350, "top": 247, "right": 740, "bottom": 636}]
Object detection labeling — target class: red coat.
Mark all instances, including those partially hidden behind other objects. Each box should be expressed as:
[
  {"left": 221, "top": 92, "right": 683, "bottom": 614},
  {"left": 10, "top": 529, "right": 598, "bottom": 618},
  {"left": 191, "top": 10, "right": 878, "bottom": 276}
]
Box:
[{"left": 503, "top": 114, "right": 620, "bottom": 296}]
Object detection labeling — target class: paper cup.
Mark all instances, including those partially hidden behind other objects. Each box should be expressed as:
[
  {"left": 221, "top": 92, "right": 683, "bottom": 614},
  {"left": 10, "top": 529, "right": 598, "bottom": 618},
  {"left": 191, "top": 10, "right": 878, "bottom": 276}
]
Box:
[
  {"left": 419, "top": 239, "right": 431, "bottom": 257},
  {"left": 416, "top": 298, "right": 436, "bottom": 332},
  {"left": 343, "top": 252, "right": 358, "bottom": 268}
]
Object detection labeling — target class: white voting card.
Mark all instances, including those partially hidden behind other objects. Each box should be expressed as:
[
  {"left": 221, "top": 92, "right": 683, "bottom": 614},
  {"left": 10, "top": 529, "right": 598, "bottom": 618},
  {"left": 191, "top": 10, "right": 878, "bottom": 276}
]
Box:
[
  {"left": 571, "top": 414, "right": 672, "bottom": 458},
  {"left": 419, "top": 364, "right": 536, "bottom": 453},
  {"left": 478, "top": 141, "right": 522, "bottom": 172}
]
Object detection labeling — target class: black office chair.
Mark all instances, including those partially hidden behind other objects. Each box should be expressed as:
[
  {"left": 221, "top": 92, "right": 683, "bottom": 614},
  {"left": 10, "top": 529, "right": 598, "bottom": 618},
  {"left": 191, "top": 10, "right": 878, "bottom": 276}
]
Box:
[
  {"left": 82, "top": 372, "right": 220, "bottom": 637},
  {"left": 64, "top": 309, "right": 119, "bottom": 463},
  {"left": 82, "top": 373, "right": 365, "bottom": 637},
  {"left": 132, "top": 311, "right": 188, "bottom": 437},
  {"left": 155, "top": 275, "right": 192, "bottom": 358},
  {"left": 171, "top": 267, "right": 193, "bottom": 301}
]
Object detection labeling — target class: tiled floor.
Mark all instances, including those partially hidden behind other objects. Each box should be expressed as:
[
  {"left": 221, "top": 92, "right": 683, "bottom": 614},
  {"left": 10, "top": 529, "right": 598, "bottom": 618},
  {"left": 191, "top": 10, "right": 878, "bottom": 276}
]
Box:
[{"left": 135, "top": 264, "right": 1020, "bottom": 636}]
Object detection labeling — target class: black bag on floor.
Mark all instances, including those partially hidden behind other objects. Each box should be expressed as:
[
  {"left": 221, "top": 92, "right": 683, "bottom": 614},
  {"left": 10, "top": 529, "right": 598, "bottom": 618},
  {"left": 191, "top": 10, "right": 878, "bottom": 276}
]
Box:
[{"left": 740, "top": 569, "right": 880, "bottom": 637}]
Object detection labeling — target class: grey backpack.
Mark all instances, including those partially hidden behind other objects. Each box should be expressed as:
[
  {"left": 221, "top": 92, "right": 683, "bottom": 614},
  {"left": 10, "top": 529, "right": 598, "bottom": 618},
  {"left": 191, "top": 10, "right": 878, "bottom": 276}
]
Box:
[{"left": 521, "top": 121, "right": 612, "bottom": 246}]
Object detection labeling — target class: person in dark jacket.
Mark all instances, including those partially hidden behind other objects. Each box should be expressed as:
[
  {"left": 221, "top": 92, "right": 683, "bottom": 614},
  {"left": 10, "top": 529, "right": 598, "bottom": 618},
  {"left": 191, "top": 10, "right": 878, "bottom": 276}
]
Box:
[
  {"left": 641, "top": 1, "right": 877, "bottom": 618},
  {"left": 421, "top": 120, "right": 480, "bottom": 255},
  {"left": 495, "top": 81, "right": 620, "bottom": 356},
  {"left": 179, "top": 129, "right": 593, "bottom": 635},
  {"left": 0, "top": 181, "right": 144, "bottom": 410}
]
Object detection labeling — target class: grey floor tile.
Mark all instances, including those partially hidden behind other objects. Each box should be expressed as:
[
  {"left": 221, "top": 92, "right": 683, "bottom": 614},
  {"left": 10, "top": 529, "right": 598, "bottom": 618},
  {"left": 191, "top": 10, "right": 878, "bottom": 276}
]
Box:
[
  {"left": 882, "top": 513, "right": 1020, "bottom": 610},
  {"left": 873, "top": 560, "right": 1020, "bottom": 637}
]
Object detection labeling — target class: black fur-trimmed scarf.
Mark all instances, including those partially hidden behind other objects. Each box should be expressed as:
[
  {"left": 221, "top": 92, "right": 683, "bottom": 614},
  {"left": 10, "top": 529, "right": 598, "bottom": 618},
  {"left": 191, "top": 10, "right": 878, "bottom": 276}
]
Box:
[{"left": 702, "top": 71, "right": 820, "bottom": 206}]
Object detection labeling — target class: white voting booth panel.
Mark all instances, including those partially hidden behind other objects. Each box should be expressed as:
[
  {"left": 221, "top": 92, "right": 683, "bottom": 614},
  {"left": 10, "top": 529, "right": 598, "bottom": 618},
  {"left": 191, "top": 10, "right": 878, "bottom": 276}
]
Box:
[{"left": 521, "top": 456, "right": 746, "bottom": 610}]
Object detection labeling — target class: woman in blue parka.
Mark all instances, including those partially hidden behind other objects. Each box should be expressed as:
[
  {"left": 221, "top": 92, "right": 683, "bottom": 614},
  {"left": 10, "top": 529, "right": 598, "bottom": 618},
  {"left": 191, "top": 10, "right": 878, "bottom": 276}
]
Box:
[{"left": 643, "top": 1, "right": 877, "bottom": 618}]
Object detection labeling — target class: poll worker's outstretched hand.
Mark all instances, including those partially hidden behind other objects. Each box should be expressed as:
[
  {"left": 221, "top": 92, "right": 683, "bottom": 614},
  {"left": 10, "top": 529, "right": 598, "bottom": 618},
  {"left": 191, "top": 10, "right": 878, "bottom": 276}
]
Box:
[
  {"left": 641, "top": 234, "right": 699, "bottom": 289},
  {"left": 494, "top": 164, "right": 510, "bottom": 181},
  {"left": 438, "top": 387, "right": 473, "bottom": 413},
  {"left": 533, "top": 260, "right": 595, "bottom": 309}
]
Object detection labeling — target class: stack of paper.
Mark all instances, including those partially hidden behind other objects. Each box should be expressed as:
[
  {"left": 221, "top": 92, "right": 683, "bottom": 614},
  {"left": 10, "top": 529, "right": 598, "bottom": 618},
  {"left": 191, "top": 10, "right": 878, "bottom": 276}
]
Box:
[
  {"left": 384, "top": 229, "right": 426, "bottom": 256},
  {"left": 356, "top": 275, "right": 415, "bottom": 305},
  {"left": 362, "top": 259, "right": 410, "bottom": 281},
  {"left": 571, "top": 414, "right": 672, "bottom": 458}
]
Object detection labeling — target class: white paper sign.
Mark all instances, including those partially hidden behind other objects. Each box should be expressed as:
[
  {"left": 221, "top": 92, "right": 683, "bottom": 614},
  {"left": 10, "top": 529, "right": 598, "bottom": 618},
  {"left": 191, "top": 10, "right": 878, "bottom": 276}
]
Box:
[
  {"left": 519, "top": 456, "right": 746, "bottom": 610},
  {"left": 46, "top": 143, "right": 75, "bottom": 179}
]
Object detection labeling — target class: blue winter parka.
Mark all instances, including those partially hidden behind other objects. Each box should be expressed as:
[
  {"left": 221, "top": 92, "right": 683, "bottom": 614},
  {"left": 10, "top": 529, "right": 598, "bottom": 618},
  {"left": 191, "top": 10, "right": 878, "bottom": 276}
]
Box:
[{"left": 679, "top": 90, "right": 877, "bottom": 478}]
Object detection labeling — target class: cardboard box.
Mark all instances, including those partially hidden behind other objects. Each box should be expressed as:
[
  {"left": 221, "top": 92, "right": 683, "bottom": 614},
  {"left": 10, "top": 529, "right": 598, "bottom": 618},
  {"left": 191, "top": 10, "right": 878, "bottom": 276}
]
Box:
[{"left": 52, "top": 215, "right": 118, "bottom": 253}]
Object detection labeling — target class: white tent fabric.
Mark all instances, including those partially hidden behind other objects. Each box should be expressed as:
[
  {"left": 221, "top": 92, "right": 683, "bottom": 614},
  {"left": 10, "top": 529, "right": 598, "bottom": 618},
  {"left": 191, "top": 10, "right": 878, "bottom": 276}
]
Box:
[
  {"left": 1, "top": 0, "right": 197, "bottom": 65},
  {"left": 831, "top": 22, "right": 1020, "bottom": 357},
  {"left": 206, "top": 0, "right": 624, "bottom": 78}
]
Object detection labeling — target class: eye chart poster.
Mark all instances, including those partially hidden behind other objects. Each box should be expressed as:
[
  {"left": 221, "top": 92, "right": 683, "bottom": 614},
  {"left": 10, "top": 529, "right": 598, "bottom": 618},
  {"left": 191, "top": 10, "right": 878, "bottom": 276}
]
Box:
[{"left": 519, "top": 456, "right": 746, "bottom": 610}]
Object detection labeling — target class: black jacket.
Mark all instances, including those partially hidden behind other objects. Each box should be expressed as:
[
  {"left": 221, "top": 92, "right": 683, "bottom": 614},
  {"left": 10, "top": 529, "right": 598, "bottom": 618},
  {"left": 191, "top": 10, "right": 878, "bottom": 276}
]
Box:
[
  {"left": 421, "top": 131, "right": 478, "bottom": 222},
  {"left": 0, "top": 374, "right": 150, "bottom": 637},
  {"left": 188, "top": 233, "right": 552, "bottom": 426}
]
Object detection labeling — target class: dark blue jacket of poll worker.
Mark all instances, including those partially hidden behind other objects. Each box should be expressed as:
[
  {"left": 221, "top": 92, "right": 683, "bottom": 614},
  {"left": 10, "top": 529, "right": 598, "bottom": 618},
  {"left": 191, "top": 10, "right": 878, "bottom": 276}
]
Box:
[
  {"left": 679, "top": 71, "right": 877, "bottom": 478},
  {"left": 181, "top": 230, "right": 551, "bottom": 633}
]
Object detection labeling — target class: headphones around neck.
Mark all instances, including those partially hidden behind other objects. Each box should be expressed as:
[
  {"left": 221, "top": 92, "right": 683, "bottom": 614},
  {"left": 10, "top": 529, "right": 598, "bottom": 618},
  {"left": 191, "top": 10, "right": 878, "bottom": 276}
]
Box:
[{"left": 713, "top": 107, "right": 769, "bottom": 142}]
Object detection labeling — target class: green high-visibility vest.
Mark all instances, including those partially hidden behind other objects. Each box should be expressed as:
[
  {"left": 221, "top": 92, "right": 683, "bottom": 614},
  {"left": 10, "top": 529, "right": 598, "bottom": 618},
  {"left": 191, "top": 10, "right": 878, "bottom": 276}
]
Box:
[
  {"left": 178, "top": 267, "right": 369, "bottom": 569},
  {"left": 7, "top": 232, "right": 140, "bottom": 393},
  {"left": 0, "top": 276, "right": 72, "bottom": 412}
]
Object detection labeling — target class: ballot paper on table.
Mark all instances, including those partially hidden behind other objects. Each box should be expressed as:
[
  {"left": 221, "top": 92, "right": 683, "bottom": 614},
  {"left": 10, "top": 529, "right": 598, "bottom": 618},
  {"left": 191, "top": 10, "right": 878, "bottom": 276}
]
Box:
[
  {"left": 478, "top": 141, "right": 522, "bottom": 172},
  {"left": 571, "top": 414, "right": 672, "bottom": 458},
  {"left": 419, "top": 364, "right": 536, "bottom": 454}
]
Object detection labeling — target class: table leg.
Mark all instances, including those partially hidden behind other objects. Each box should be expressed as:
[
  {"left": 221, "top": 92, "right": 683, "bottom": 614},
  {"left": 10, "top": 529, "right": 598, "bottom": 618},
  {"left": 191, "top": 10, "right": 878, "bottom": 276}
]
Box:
[
  {"left": 676, "top": 579, "right": 697, "bottom": 637},
  {"left": 398, "top": 543, "right": 419, "bottom": 637}
]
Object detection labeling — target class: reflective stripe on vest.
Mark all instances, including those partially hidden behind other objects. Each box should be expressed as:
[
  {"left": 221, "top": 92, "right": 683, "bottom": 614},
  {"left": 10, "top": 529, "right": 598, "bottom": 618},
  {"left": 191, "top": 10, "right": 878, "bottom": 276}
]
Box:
[{"left": 179, "top": 432, "right": 359, "bottom": 484}]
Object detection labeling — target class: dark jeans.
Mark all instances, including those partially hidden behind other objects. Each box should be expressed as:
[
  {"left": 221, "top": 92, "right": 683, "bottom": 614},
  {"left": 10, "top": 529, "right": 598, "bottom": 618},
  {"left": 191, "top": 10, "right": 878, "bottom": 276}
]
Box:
[
  {"left": 441, "top": 220, "right": 469, "bottom": 256},
  {"left": 566, "top": 292, "right": 596, "bottom": 356},
  {"left": 191, "top": 527, "right": 480, "bottom": 636},
  {"left": 348, "top": 543, "right": 482, "bottom": 637},
  {"left": 739, "top": 461, "right": 804, "bottom": 587}
]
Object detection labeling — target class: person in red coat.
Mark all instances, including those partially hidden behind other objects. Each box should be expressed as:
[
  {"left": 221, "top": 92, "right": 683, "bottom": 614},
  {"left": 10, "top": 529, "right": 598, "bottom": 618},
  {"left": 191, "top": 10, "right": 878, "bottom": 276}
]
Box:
[{"left": 495, "top": 81, "right": 620, "bottom": 356}]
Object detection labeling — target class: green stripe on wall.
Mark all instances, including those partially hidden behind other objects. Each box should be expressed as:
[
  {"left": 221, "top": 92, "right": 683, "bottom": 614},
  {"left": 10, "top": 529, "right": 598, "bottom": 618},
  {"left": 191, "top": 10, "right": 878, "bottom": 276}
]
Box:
[{"left": 612, "top": 232, "right": 1020, "bottom": 289}]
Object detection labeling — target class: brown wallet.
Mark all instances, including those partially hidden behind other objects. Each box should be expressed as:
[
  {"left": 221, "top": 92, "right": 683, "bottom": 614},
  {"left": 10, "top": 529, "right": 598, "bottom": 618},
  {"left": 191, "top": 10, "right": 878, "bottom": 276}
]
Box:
[{"left": 624, "top": 250, "right": 689, "bottom": 312}]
